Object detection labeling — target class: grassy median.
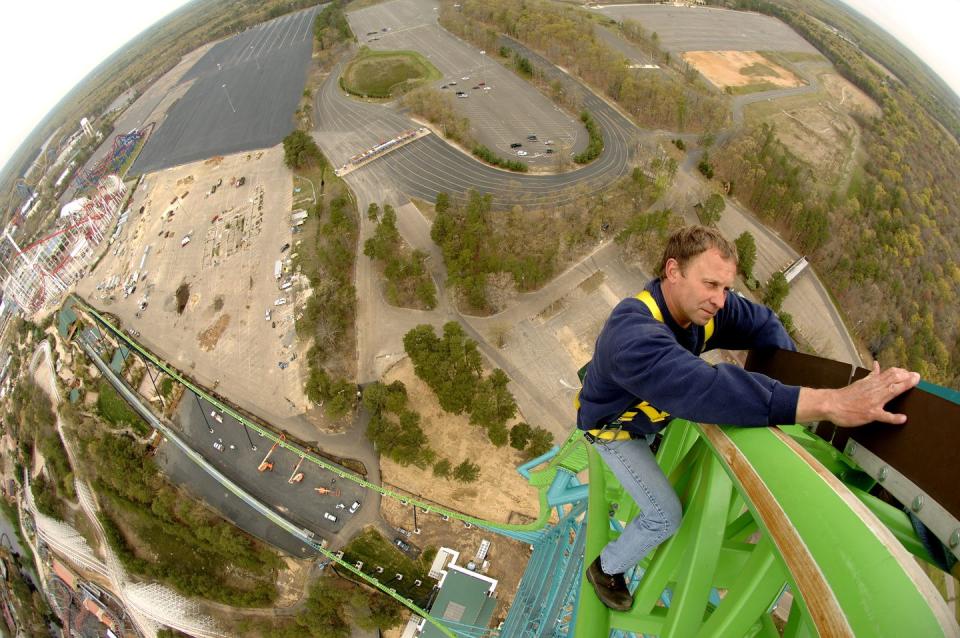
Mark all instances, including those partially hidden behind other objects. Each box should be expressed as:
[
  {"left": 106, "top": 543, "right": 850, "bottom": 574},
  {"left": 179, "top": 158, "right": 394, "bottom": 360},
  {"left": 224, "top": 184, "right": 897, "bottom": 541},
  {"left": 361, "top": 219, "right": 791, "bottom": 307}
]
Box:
[{"left": 341, "top": 48, "right": 441, "bottom": 98}]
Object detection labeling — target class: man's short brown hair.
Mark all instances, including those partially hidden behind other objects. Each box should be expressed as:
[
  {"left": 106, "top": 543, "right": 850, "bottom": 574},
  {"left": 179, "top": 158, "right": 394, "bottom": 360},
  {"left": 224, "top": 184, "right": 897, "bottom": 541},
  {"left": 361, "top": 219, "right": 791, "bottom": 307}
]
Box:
[{"left": 656, "top": 225, "right": 738, "bottom": 278}]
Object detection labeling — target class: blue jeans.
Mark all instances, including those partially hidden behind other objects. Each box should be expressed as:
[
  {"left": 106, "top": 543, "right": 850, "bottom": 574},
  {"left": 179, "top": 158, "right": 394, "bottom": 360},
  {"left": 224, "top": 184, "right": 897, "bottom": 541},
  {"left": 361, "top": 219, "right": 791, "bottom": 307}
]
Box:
[{"left": 595, "top": 437, "right": 683, "bottom": 575}]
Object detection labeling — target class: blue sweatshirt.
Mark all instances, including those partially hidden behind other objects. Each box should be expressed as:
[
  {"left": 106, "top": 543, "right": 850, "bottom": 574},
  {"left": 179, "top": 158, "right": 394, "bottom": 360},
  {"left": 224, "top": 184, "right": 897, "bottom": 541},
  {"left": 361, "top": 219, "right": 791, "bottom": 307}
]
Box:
[{"left": 576, "top": 279, "right": 801, "bottom": 434}]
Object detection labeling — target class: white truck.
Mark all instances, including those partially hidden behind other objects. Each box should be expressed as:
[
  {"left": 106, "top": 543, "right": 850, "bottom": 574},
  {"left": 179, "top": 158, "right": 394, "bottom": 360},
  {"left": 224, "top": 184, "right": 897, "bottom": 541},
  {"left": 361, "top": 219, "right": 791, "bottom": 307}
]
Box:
[
  {"left": 291, "top": 210, "right": 309, "bottom": 222},
  {"left": 274, "top": 260, "right": 283, "bottom": 280}
]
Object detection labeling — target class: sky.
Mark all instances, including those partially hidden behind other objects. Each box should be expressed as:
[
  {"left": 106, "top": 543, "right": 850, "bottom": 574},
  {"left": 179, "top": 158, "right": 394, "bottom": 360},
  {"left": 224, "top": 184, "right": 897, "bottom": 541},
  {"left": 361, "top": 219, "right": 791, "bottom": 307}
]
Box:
[{"left": 1, "top": 0, "right": 959, "bottom": 177}]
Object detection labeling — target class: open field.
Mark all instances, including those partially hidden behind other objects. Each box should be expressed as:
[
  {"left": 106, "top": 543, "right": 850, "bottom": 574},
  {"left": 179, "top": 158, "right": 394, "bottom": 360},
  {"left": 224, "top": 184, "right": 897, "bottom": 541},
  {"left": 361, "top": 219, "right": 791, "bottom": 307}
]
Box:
[
  {"left": 683, "top": 51, "right": 804, "bottom": 91},
  {"left": 77, "top": 145, "right": 308, "bottom": 426}
]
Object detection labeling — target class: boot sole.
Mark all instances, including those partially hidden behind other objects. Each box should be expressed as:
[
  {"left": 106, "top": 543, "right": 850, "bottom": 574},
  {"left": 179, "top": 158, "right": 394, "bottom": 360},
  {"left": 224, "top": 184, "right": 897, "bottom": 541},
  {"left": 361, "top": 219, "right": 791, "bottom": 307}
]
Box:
[{"left": 586, "top": 564, "right": 633, "bottom": 612}]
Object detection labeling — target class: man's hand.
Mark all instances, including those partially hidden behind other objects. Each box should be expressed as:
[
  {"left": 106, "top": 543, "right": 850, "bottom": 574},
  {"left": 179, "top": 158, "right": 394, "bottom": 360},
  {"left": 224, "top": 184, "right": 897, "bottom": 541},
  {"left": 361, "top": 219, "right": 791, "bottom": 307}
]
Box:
[{"left": 796, "top": 362, "right": 921, "bottom": 428}]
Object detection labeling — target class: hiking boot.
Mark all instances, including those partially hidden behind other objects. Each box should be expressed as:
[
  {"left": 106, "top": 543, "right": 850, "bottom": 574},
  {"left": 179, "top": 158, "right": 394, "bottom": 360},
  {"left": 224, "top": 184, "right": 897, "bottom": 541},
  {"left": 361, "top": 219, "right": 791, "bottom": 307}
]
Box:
[{"left": 586, "top": 556, "right": 633, "bottom": 611}]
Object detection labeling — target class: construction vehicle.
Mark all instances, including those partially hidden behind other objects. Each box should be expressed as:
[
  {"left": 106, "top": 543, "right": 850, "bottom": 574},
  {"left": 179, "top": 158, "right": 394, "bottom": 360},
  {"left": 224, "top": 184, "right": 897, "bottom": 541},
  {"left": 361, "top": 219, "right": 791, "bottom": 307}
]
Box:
[
  {"left": 288, "top": 456, "right": 305, "bottom": 483},
  {"left": 258, "top": 434, "right": 284, "bottom": 472},
  {"left": 314, "top": 486, "right": 341, "bottom": 497}
]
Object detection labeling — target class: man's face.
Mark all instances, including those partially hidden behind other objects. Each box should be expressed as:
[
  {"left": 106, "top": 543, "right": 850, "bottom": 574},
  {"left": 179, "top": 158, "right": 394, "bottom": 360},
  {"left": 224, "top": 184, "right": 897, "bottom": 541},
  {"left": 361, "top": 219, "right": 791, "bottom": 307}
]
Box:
[{"left": 664, "top": 248, "right": 737, "bottom": 327}]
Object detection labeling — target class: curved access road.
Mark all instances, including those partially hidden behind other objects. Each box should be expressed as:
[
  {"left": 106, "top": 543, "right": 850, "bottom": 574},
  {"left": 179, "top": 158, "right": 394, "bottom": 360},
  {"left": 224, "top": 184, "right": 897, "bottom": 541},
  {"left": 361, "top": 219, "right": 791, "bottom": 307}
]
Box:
[{"left": 314, "top": 57, "right": 638, "bottom": 209}]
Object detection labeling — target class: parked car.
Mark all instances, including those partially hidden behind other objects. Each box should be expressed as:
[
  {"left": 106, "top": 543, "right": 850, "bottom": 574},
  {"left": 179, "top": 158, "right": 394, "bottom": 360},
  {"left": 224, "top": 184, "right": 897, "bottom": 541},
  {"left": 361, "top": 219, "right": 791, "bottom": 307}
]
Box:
[
  {"left": 274, "top": 297, "right": 287, "bottom": 306},
  {"left": 527, "top": 134, "right": 538, "bottom": 141},
  {"left": 280, "top": 243, "right": 290, "bottom": 252},
  {"left": 440, "top": 84, "right": 447, "bottom": 89},
  {"left": 349, "top": 500, "right": 361, "bottom": 514},
  {"left": 457, "top": 93, "right": 469, "bottom": 98},
  {"left": 210, "top": 410, "right": 223, "bottom": 424},
  {"left": 324, "top": 512, "right": 337, "bottom": 522},
  {"left": 517, "top": 150, "right": 528, "bottom": 156},
  {"left": 278, "top": 361, "right": 288, "bottom": 370},
  {"left": 478, "top": 81, "right": 485, "bottom": 86},
  {"left": 472, "top": 85, "right": 480, "bottom": 90},
  {"left": 213, "top": 441, "right": 224, "bottom": 452},
  {"left": 395, "top": 538, "right": 410, "bottom": 551},
  {"left": 510, "top": 142, "right": 522, "bottom": 148},
  {"left": 336, "top": 502, "right": 346, "bottom": 510}
]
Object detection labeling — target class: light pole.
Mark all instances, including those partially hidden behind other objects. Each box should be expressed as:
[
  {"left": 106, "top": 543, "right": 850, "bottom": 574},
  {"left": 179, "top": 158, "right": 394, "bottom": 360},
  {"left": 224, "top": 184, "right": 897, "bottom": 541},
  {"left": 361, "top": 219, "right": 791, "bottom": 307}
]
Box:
[
  {"left": 479, "top": 50, "right": 485, "bottom": 84},
  {"left": 222, "top": 84, "right": 237, "bottom": 113}
]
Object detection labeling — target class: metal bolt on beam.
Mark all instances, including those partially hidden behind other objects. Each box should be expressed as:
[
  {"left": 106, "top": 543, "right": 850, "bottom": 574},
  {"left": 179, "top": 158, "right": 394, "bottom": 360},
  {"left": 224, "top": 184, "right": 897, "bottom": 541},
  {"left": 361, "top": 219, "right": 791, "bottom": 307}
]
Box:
[
  {"left": 950, "top": 530, "right": 960, "bottom": 549},
  {"left": 911, "top": 495, "right": 924, "bottom": 512},
  {"left": 878, "top": 466, "right": 888, "bottom": 482}
]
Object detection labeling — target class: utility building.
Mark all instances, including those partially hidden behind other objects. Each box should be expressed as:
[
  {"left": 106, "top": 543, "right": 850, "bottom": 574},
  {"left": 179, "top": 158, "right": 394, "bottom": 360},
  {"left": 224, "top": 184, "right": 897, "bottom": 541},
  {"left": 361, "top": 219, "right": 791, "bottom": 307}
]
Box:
[{"left": 415, "top": 547, "right": 498, "bottom": 638}]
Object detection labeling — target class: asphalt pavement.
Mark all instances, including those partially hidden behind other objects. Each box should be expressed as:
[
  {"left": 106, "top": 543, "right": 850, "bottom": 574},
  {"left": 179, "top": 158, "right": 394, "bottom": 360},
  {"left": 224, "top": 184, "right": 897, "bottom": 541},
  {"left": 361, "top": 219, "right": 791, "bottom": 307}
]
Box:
[
  {"left": 595, "top": 5, "right": 820, "bottom": 53},
  {"left": 157, "top": 392, "right": 370, "bottom": 553},
  {"left": 130, "top": 6, "right": 320, "bottom": 174}
]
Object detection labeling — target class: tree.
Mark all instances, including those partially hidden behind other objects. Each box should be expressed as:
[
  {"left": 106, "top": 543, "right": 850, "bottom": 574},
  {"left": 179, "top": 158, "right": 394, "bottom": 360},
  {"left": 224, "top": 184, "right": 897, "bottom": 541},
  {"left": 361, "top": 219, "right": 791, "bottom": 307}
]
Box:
[
  {"left": 433, "top": 458, "right": 452, "bottom": 478},
  {"left": 734, "top": 231, "right": 757, "bottom": 281},
  {"left": 510, "top": 422, "right": 533, "bottom": 450},
  {"left": 366, "top": 202, "right": 380, "bottom": 221},
  {"left": 352, "top": 591, "right": 404, "bottom": 631},
  {"left": 295, "top": 578, "right": 350, "bottom": 638},
  {"left": 282, "top": 130, "right": 323, "bottom": 170},
  {"left": 763, "top": 271, "right": 790, "bottom": 313},
  {"left": 453, "top": 459, "right": 480, "bottom": 483},
  {"left": 700, "top": 193, "right": 725, "bottom": 226},
  {"left": 524, "top": 427, "right": 554, "bottom": 460},
  {"left": 698, "top": 152, "right": 714, "bottom": 179},
  {"left": 435, "top": 192, "right": 450, "bottom": 214},
  {"left": 488, "top": 423, "right": 509, "bottom": 447}
]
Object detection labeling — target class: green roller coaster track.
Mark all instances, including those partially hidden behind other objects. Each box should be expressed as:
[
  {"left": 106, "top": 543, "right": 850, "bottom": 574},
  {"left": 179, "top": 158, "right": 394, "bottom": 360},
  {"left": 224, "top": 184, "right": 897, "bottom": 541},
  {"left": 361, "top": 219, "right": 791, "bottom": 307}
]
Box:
[
  {"left": 73, "top": 296, "right": 560, "bottom": 637},
  {"left": 71, "top": 296, "right": 959, "bottom": 637}
]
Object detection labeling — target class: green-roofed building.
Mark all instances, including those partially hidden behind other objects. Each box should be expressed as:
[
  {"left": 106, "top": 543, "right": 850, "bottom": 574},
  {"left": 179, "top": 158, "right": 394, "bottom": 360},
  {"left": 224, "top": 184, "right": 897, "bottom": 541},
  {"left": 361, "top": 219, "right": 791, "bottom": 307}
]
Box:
[
  {"left": 57, "top": 298, "right": 78, "bottom": 339},
  {"left": 418, "top": 560, "right": 498, "bottom": 638},
  {"left": 110, "top": 346, "right": 130, "bottom": 374}
]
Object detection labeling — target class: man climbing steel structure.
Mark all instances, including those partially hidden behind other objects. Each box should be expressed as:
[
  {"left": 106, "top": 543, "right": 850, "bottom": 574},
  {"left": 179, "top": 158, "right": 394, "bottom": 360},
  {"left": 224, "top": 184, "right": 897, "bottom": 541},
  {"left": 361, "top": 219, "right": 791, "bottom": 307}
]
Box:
[{"left": 577, "top": 225, "right": 921, "bottom": 611}]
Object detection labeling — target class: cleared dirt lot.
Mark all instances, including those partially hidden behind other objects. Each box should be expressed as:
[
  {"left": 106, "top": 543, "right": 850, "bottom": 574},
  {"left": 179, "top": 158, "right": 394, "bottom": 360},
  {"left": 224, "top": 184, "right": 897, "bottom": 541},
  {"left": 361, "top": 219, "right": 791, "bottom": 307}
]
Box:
[
  {"left": 76, "top": 144, "right": 309, "bottom": 424},
  {"left": 683, "top": 50, "right": 804, "bottom": 90}
]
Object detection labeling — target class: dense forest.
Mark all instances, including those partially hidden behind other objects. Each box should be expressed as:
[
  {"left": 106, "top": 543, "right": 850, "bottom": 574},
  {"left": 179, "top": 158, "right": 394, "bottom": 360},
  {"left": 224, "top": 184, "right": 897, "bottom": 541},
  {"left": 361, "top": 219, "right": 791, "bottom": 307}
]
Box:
[{"left": 712, "top": 0, "right": 960, "bottom": 384}]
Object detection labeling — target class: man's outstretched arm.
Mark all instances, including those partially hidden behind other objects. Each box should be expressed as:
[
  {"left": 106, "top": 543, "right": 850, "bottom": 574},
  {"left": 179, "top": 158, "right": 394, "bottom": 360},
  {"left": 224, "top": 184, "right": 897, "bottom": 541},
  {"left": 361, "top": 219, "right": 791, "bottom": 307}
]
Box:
[{"left": 796, "top": 362, "right": 921, "bottom": 427}]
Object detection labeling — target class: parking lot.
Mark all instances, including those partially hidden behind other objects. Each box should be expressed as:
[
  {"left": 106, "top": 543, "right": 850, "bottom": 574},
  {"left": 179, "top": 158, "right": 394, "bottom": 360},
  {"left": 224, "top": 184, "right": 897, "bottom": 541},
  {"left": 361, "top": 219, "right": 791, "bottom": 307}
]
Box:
[
  {"left": 347, "top": 0, "right": 587, "bottom": 165},
  {"left": 130, "top": 6, "right": 320, "bottom": 174},
  {"left": 596, "top": 5, "right": 819, "bottom": 53},
  {"left": 155, "top": 392, "right": 367, "bottom": 551},
  {"left": 76, "top": 145, "right": 309, "bottom": 425}
]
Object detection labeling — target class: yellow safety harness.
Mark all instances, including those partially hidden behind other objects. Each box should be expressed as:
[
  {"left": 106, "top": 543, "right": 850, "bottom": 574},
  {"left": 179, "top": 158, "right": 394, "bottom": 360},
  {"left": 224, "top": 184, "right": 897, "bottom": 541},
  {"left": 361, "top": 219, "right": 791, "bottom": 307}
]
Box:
[{"left": 579, "top": 290, "right": 715, "bottom": 441}]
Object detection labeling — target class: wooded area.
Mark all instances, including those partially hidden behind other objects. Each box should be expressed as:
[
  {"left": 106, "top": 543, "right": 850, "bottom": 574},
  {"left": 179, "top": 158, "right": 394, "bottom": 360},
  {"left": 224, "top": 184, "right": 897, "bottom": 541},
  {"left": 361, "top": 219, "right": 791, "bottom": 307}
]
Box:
[
  {"left": 402, "top": 322, "right": 554, "bottom": 461},
  {"left": 364, "top": 203, "right": 438, "bottom": 310},
  {"left": 431, "top": 163, "right": 668, "bottom": 314},
  {"left": 283, "top": 132, "right": 360, "bottom": 420},
  {"left": 711, "top": 0, "right": 960, "bottom": 385},
  {"left": 49, "top": 407, "right": 284, "bottom": 606}
]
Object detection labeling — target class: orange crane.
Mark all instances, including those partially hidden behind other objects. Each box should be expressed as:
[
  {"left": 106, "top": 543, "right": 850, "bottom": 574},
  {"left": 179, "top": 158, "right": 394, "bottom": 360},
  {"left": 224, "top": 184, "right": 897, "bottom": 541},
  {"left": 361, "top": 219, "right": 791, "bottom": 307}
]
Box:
[
  {"left": 314, "top": 486, "right": 341, "bottom": 497},
  {"left": 288, "top": 456, "right": 305, "bottom": 484},
  {"left": 258, "top": 434, "right": 284, "bottom": 472}
]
